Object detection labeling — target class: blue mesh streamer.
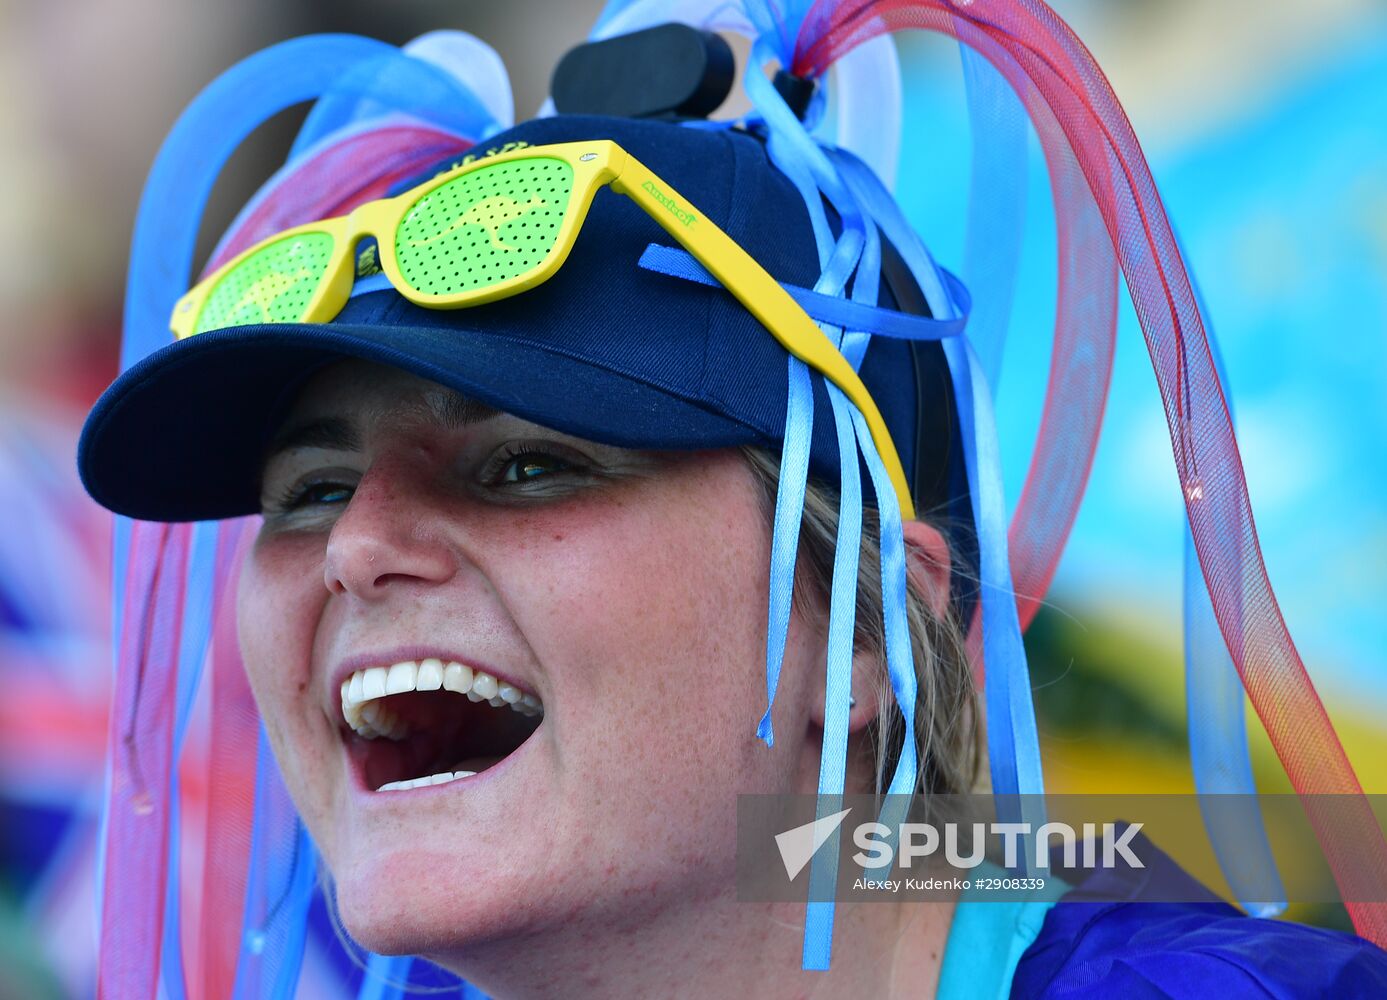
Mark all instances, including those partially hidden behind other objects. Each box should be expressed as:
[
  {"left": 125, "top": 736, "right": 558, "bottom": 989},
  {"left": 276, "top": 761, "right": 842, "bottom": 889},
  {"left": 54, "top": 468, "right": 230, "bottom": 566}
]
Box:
[
  {"left": 113, "top": 34, "right": 441, "bottom": 997},
  {"left": 358, "top": 954, "right": 415, "bottom": 1000},
  {"left": 113, "top": 36, "right": 395, "bottom": 886},
  {"left": 290, "top": 50, "right": 499, "bottom": 158},
  {"left": 957, "top": 46, "right": 1026, "bottom": 394},
  {"left": 1178, "top": 236, "right": 1285, "bottom": 916},
  {"left": 233, "top": 728, "right": 319, "bottom": 1000},
  {"left": 744, "top": 0, "right": 818, "bottom": 63},
  {"left": 591, "top": 0, "right": 757, "bottom": 42},
  {"left": 122, "top": 35, "right": 397, "bottom": 372},
  {"left": 158, "top": 521, "right": 221, "bottom": 1000}
]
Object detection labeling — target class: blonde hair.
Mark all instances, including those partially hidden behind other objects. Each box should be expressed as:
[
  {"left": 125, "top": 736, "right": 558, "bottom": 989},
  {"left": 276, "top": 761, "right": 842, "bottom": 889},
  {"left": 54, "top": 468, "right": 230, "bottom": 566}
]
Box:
[{"left": 741, "top": 448, "right": 981, "bottom": 798}]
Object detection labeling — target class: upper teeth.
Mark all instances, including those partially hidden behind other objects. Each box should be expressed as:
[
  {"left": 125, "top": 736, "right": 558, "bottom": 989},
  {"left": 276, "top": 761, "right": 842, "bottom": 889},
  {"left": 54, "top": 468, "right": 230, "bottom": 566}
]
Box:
[{"left": 340, "top": 659, "right": 542, "bottom": 739}]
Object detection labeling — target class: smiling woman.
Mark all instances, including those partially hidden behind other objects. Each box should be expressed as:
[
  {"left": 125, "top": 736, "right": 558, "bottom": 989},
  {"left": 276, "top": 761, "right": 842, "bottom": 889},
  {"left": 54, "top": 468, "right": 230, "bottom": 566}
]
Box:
[
  {"left": 75, "top": 4, "right": 1387, "bottom": 999},
  {"left": 229, "top": 354, "right": 982, "bottom": 993},
  {"left": 239, "top": 359, "right": 955, "bottom": 985}
]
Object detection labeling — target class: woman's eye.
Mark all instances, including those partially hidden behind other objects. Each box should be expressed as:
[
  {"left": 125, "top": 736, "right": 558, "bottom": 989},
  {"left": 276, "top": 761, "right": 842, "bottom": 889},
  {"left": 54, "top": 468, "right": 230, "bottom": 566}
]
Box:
[
  {"left": 497, "top": 451, "right": 574, "bottom": 484},
  {"left": 280, "top": 481, "right": 354, "bottom": 510}
]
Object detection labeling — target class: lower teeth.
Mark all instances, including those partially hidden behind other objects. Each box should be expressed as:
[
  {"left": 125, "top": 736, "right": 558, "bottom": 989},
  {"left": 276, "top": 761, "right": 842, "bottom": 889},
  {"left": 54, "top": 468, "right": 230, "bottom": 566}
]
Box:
[{"left": 377, "top": 769, "right": 476, "bottom": 792}]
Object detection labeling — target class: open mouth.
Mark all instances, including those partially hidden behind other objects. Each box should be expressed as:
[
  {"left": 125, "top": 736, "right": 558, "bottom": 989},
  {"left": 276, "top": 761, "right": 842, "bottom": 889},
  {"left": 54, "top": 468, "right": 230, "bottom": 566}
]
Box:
[{"left": 340, "top": 658, "right": 543, "bottom": 792}]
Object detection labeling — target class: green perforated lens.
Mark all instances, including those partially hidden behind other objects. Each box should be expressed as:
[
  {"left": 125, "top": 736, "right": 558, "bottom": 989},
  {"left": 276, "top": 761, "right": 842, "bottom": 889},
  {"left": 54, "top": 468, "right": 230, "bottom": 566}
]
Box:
[
  {"left": 394, "top": 157, "right": 573, "bottom": 295},
  {"left": 194, "top": 232, "right": 334, "bottom": 334}
]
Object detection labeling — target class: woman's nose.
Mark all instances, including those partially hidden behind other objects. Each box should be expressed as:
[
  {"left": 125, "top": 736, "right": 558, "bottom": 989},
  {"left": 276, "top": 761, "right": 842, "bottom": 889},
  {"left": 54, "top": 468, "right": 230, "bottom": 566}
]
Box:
[{"left": 322, "top": 465, "right": 456, "bottom": 599}]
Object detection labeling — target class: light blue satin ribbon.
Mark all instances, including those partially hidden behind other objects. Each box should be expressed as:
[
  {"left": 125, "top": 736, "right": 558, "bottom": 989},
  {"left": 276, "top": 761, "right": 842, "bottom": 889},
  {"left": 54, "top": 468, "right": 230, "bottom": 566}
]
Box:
[
  {"left": 745, "top": 36, "right": 864, "bottom": 760},
  {"left": 835, "top": 146, "right": 1048, "bottom": 853},
  {"left": 744, "top": 37, "right": 874, "bottom": 970},
  {"left": 944, "top": 334, "right": 1047, "bottom": 847},
  {"left": 636, "top": 244, "right": 970, "bottom": 340},
  {"left": 758, "top": 354, "right": 814, "bottom": 751},
  {"left": 802, "top": 382, "right": 866, "bottom": 969},
  {"left": 744, "top": 30, "right": 963, "bottom": 969}
]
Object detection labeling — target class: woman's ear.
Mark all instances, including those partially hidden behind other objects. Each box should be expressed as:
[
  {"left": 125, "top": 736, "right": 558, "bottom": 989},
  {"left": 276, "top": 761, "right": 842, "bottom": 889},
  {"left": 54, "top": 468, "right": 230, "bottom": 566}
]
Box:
[
  {"left": 902, "top": 519, "right": 951, "bottom": 619},
  {"left": 806, "top": 522, "right": 951, "bottom": 735},
  {"left": 808, "top": 647, "right": 881, "bottom": 734}
]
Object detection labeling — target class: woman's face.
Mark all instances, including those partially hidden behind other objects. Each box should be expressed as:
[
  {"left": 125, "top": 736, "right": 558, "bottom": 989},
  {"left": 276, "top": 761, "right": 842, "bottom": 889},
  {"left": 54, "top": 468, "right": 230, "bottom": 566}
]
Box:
[{"left": 238, "top": 359, "right": 828, "bottom": 958}]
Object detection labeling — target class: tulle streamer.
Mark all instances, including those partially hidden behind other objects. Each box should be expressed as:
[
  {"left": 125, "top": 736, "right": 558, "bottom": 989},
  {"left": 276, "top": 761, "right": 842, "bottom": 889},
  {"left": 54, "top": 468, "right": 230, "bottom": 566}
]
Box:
[
  {"left": 103, "top": 32, "right": 491, "bottom": 999},
  {"left": 793, "top": 0, "right": 1387, "bottom": 945},
  {"left": 99, "top": 6, "right": 1387, "bottom": 996}
]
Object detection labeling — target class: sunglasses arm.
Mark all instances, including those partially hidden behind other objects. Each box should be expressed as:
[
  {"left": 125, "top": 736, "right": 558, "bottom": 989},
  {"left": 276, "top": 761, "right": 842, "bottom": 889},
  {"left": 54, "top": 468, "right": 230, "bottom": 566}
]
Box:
[{"left": 611, "top": 156, "right": 916, "bottom": 520}]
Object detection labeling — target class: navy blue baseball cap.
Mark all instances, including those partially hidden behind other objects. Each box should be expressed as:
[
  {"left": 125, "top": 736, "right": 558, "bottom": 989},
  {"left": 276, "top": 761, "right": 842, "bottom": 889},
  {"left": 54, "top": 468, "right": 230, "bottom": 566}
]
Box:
[{"left": 78, "top": 114, "right": 969, "bottom": 549}]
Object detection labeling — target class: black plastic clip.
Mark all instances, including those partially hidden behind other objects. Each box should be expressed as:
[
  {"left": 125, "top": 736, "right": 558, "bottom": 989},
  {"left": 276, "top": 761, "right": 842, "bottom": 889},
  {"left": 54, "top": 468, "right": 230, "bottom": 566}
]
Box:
[
  {"left": 551, "top": 23, "right": 734, "bottom": 120},
  {"left": 772, "top": 69, "right": 816, "bottom": 120}
]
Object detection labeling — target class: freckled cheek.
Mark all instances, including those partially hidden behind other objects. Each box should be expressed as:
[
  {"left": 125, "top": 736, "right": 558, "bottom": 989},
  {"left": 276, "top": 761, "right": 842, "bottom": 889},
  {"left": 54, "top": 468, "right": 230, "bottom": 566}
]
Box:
[
  {"left": 236, "top": 535, "right": 329, "bottom": 765},
  {"left": 489, "top": 489, "right": 772, "bottom": 783}
]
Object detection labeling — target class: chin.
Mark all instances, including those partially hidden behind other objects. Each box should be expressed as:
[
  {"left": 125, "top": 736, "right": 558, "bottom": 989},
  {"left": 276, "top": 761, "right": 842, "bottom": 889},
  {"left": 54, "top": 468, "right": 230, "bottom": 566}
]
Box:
[
  {"left": 335, "top": 870, "right": 486, "bottom": 956},
  {"left": 331, "top": 848, "right": 559, "bottom": 958}
]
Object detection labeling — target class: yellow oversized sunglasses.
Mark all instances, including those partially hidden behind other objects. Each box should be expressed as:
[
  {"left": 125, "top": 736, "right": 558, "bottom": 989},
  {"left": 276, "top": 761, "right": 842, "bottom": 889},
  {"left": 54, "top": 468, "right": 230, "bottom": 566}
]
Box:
[{"left": 171, "top": 139, "right": 914, "bottom": 517}]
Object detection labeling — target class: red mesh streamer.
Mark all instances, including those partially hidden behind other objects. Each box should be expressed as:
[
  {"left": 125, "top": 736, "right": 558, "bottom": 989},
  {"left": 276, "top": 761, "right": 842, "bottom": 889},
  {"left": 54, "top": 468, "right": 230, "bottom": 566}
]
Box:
[
  {"left": 196, "top": 520, "right": 259, "bottom": 1000},
  {"left": 106, "top": 122, "right": 478, "bottom": 997},
  {"left": 1008, "top": 135, "right": 1117, "bottom": 634},
  {"left": 950, "top": 33, "right": 1120, "bottom": 673},
  {"left": 795, "top": 0, "right": 1387, "bottom": 944},
  {"left": 177, "top": 126, "right": 477, "bottom": 994},
  {"left": 99, "top": 520, "right": 191, "bottom": 999},
  {"left": 207, "top": 124, "right": 475, "bottom": 271}
]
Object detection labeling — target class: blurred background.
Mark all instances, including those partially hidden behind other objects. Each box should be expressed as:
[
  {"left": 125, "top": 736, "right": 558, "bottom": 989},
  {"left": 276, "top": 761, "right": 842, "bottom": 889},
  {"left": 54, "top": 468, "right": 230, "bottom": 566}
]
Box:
[{"left": 1, "top": 0, "right": 1384, "bottom": 995}]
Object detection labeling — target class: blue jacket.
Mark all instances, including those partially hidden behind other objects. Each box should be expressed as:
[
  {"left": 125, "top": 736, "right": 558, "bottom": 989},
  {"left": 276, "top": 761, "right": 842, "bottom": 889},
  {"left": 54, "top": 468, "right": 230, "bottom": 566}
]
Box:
[{"left": 1011, "top": 830, "right": 1387, "bottom": 997}]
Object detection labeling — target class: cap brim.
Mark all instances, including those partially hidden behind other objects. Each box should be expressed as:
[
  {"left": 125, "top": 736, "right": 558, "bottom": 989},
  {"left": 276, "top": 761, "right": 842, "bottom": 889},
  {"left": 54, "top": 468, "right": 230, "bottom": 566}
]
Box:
[{"left": 78, "top": 320, "right": 769, "bottom": 522}]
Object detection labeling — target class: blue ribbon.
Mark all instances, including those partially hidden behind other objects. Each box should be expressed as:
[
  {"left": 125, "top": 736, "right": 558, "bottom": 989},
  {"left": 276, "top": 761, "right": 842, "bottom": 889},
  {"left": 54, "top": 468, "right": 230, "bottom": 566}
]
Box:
[
  {"left": 756, "top": 355, "right": 815, "bottom": 748},
  {"left": 837, "top": 141, "right": 1048, "bottom": 852},
  {"left": 745, "top": 36, "right": 870, "bottom": 972},
  {"left": 637, "top": 244, "right": 970, "bottom": 341},
  {"left": 839, "top": 185, "right": 882, "bottom": 371},
  {"left": 945, "top": 336, "right": 1047, "bottom": 849},
  {"left": 744, "top": 31, "right": 958, "bottom": 968},
  {"left": 746, "top": 34, "right": 864, "bottom": 760},
  {"left": 802, "top": 383, "right": 866, "bottom": 970}
]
